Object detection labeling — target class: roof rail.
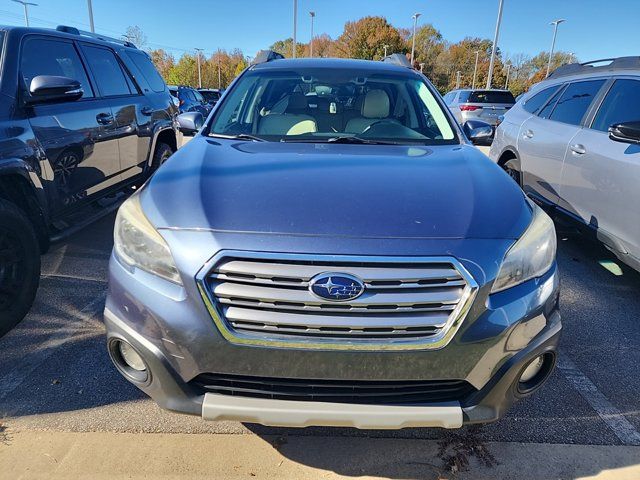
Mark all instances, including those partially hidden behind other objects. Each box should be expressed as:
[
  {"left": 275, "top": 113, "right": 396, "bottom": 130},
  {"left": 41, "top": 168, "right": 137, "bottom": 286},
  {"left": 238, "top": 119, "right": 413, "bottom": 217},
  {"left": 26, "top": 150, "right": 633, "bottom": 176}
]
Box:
[
  {"left": 549, "top": 56, "right": 640, "bottom": 79},
  {"left": 382, "top": 53, "right": 412, "bottom": 69},
  {"left": 56, "top": 25, "right": 137, "bottom": 49},
  {"left": 251, "top": 50, "right": 285, "bottom": 65}
]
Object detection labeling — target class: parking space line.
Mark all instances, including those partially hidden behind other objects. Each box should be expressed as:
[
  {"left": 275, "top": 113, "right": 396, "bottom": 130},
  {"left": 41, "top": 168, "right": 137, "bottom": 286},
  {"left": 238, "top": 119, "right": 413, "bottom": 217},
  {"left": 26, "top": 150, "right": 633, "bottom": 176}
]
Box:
[{"left": 558, "top": 350, "right": 640, "bottom": 446}]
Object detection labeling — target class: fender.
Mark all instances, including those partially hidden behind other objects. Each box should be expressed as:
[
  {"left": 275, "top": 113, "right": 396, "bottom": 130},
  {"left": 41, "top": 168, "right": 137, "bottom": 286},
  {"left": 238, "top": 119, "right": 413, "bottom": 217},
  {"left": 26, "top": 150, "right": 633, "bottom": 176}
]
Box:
[
  {"left": 0, "top": 158, "right": 49, "bottom": 217},
  {"left": 146, "top": 120, "right": 178, "bottom": 167}
]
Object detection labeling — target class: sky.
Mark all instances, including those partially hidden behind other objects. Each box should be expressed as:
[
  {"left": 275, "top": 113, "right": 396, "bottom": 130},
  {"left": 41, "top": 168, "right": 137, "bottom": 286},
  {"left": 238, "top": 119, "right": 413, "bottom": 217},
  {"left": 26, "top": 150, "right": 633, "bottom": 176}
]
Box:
[{"left": 1, "top": 0, "right": 637, "bottom": 62}]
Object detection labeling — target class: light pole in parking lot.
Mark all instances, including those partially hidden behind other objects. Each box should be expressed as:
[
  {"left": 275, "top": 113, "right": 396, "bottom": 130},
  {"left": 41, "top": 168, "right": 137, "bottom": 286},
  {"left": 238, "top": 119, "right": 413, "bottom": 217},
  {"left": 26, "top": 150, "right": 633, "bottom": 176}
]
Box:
[
  {"left": 87, "top": 0, "right": 95, "bottom": 32},
  {"left": 292, "top": 0, "right": 298, "bottom": 58},
  {"left": 11, "top": 0, "right": 37, "bottom": 27},
  {"left": 472, "top": 50, "right": 480, "bottom": 89},
  {"left": 486, "top": 0, "right": 504, "bottom": 89},
  {"left": 194, "top": 48, "right": 204, "bottom": 89},
  {"left": 383, "top": 44, "right": 389, "bottom": 57},
  {"left": 309, "top": 11, "right": 315, "bottom": 57},
  {"left": 410, "top": 12, "right": 421, "bottom": 66},
  {"left": 504, "top": 62, "right": 511, "bottom": 89},
  {"left": 546, "top": 19, "right": 566, "bottom": 77},
  {"left": 455, "top": 71, "right": 461, "bottom": 89}
]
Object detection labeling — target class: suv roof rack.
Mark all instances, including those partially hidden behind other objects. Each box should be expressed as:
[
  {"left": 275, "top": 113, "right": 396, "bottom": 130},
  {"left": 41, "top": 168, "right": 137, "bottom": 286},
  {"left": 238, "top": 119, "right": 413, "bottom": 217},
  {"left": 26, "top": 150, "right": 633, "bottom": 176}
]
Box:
[
  {"left": 549, "top": 56, "right": 640, "bottom": 79},
  {"left": 251, "top": 50, "right": 285, "bottom": 65},
  {"left": 56, "top": 25, "right": 137, "bottom": 49},
  {"left": 382, "top": 53, "right": 412, "bottom": 69}
]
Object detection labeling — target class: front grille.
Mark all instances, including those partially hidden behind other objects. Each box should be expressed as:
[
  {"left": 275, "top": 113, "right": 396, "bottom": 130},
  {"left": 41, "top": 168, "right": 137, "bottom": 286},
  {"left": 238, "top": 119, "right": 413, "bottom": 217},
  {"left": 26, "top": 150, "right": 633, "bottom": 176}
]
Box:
[
  {"left": 199, "top": 253, "right": 477, "bottom": 349},
  {"left": 190, "top": 372, "right": 476, "bottom": 405}
]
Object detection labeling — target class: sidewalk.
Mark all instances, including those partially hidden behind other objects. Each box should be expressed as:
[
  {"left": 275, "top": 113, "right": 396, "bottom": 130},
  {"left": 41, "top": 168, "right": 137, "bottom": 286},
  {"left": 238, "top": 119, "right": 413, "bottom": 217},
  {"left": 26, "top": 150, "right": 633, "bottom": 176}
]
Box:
[{"left": 1, "top": 430, "right": 639, "bottom": 480}]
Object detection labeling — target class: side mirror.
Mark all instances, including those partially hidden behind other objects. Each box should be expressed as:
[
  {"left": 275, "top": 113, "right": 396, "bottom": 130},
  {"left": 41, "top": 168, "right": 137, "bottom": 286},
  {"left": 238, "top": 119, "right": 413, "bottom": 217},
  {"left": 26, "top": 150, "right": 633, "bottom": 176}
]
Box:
[
  {"left": 609, "top": 121, "right": 640, "bottom": 145},
  {"left": 177, "top": 112, "right": 203, "bottom": 136},
  {"left": 463, "top": 120, "right": 494, "bottom": 146},
  {"left": 28, "top": 75, "right": 83, "bottom": 104}
]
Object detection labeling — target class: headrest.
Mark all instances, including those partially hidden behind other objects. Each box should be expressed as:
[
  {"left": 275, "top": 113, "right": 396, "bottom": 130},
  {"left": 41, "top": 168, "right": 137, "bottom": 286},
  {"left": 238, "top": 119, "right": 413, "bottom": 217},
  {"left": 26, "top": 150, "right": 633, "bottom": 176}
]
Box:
[
  {"left": 286, "top": 93, "right": 308, "bottom": 113},
  {"left": 362, "top": 89, "right": 390, "bottom": 119}
]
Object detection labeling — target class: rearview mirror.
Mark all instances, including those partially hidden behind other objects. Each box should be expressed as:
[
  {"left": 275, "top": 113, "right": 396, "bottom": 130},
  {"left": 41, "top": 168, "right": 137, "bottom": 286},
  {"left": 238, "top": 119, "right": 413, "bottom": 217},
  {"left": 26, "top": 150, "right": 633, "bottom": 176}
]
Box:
[
  {"left": 463, "top": 120, "right": 494, "bottom": 146},
  {"left": 609, "top": 121, "right": 640, "bottom": 145},
  {"left": 28, "top": 75, "right": 83, "bottom": 104},
  {"left": 177, "top": 112, "right": 204, "bottom": 136}
]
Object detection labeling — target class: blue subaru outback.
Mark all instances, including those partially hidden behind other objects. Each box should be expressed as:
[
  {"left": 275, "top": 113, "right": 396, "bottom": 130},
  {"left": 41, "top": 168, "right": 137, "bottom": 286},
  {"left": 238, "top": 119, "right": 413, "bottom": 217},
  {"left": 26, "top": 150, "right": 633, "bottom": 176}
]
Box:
[{"left": 104, "top": 53, "right": 561, "bottom": 429}]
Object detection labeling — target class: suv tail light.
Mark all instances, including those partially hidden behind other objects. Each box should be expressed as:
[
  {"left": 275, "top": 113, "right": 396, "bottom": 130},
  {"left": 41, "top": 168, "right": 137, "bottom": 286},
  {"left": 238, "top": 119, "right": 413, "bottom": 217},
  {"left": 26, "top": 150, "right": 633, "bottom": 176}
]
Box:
[{"left": 460, "top": 105, "right": 482, "bottom": 111}]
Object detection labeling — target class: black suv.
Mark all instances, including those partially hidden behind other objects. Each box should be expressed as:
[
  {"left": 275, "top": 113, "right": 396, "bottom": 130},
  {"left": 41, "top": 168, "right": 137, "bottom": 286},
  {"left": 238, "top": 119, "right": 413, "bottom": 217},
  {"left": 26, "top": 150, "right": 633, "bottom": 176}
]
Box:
[{"left": 0, "top": 25, "right": 179, "bottom": 336}]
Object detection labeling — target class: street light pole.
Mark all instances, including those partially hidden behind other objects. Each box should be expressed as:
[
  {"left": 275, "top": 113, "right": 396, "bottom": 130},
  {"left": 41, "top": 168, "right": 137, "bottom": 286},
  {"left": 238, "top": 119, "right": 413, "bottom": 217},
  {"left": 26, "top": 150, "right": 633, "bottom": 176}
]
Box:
[
  {"left": 456, "top": 71, "right": 461, "bottom": 89},
  {"left": 194, "top": 48, "right": 204, "bottom": 89},
  {"left": 292, "top": 0, "right": 298, "bottom": 58},
  {"left": 383, "top": 44, "right": 389, "bottom": 57},
  {"left": 486, "top": 0, "right": 504, "bottom": 89},
  {"left": 87, "top": 0, "right": 95, "bottom": 32},
  {"left": 410, "top": 12, "right": 421, "bottom": 66},
  {"left": 546, "top": 19, "right": 566, "bottom": 77},
  {"left": 217, "top": 49, "right": 222, "bottom": 89},
  {"left": 309, "top": 11, "right": 315, "bottom": 57},
  {"left": 504, "top": 62, "right": 511, "bottom": 89},
  {"left": 12, "top": 0, "right": 37, "bottom": 27},
  {"left": 472, "top": 50, "right": 480, "bottom": 89}
]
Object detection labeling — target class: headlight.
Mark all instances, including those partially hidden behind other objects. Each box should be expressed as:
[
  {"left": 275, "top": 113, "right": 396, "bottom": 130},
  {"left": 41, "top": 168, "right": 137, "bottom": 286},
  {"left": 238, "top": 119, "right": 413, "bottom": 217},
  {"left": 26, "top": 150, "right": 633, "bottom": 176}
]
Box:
[
  {"left": 114, "top": 193, "right": 182, "bottom": 285},
  {"left": 491, "top": 204, "right": 556, "bottom": 293}
]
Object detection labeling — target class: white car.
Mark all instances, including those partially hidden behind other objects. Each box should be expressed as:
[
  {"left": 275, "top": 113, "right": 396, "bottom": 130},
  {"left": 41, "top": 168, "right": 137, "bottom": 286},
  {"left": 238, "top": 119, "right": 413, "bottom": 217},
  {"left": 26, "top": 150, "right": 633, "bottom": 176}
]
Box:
[{"left": 490, "top": 57, "right": 640, "bottom": 272}]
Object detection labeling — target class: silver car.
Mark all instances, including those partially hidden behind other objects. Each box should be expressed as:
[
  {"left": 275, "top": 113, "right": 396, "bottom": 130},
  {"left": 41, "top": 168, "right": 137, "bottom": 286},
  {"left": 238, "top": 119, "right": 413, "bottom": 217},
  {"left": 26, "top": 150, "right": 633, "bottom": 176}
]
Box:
[
  {"left": 444, "top": 89, "right": 516, "bottom": 126},
  {"left": 490, "top": 56, "right": 640, "bottom": 273}
]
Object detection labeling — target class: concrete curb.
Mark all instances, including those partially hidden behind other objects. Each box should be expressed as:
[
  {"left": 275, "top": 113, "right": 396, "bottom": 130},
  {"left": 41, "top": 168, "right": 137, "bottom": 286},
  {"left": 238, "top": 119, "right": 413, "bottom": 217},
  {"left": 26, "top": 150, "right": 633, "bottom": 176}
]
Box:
[{"left": 1, "top": 430, "right": 639, "bottom": 479}]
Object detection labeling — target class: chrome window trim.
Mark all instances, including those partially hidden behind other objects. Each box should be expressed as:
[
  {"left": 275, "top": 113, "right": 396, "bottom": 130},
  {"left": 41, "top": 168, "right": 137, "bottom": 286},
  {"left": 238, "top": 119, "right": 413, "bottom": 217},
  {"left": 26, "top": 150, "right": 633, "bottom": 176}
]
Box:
[{"left": 196, "top": 250, "right": 479, "bottom": 351}]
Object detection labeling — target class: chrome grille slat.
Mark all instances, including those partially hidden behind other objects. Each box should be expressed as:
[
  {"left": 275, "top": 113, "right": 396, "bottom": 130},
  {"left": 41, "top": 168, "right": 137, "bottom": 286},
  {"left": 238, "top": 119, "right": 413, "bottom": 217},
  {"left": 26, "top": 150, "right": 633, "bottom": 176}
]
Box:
[
  {"left": 218, "top": 298, "right": 457, "bottom": 314},
  {"left": 224, "top": 306, "right": 449, "bottom": 329},
  {"left": 211, "top": 282, "right": 464, "bottom": 307},
  {"left": 203, "top": 254, "right": 475, "bottom": 345},
  {"left": 218, "top": 260, "right": 462, "bottom": 283}
]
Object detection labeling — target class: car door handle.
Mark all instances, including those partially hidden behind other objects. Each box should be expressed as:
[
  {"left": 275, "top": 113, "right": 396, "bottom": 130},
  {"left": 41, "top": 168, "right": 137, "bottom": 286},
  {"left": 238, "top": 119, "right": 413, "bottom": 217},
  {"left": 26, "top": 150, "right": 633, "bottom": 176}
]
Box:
[
  {"left": 523, "top": 129, "right": 534, "bottom": 139},
  {"left": 570, "top": 143, "right": 586, "bottom": 155},
  {"left": 96, "top": 112, "right": 114, "bottom": 125},
  {"left": 140, "top": 106, "right": 154, "bottom": 116}
]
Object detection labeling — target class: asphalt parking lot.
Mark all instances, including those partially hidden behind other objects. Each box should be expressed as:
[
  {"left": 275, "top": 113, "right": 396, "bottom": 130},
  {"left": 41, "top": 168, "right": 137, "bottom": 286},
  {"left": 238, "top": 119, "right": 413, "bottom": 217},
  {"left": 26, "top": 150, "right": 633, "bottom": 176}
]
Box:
[{"left": 1, "top": 203, "right": 639, "bottom": 447}]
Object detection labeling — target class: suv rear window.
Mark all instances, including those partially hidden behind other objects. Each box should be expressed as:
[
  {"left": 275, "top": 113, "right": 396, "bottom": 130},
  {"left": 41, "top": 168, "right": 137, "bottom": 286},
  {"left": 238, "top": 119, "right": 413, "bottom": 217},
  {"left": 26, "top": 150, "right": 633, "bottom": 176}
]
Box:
[
  {"left": 548, "top": 80, "right": 606, "bottom": 126},
  {"left": 468, "top": 90, "right": 515, "bottom": 104},
  {"left": 126, "top": 51, "right": 166, "bottom": 92}
]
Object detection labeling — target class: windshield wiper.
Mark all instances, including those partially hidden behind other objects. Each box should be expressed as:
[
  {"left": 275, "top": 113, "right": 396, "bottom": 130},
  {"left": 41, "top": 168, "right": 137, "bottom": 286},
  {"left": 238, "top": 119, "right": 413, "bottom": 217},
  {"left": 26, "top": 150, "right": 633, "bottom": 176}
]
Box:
[
  {"left": 208, "top": 133, "right": 266, "bottom": 142},
  {"left": 326, "top": 136, "right": 399, "bottom": 145}
]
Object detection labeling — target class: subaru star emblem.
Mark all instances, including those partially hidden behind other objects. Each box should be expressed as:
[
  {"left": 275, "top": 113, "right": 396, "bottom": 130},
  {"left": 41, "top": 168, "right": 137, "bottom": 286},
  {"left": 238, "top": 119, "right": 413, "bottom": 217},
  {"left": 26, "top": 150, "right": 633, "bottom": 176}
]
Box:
[{"left": 309, "top": 273, "right": 365, "bottom": 302}]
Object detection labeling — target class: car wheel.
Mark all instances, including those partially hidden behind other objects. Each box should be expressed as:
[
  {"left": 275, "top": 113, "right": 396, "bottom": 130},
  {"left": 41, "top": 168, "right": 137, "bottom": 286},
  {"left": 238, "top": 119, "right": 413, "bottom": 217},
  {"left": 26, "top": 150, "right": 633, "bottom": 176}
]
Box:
[
  {"left": 0, "top": 199, "right": 40, "bottom": 337},
  {"left": 152, "top": 142, "right": 174, "bottom": 171},
  {"left": 503, "top": 159, "right": 522, "bottom": 187}
]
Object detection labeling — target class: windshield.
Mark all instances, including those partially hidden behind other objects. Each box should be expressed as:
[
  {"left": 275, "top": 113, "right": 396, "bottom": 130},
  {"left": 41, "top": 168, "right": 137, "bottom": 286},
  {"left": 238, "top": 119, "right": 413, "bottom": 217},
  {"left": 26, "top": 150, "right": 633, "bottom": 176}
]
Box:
[{"left": 207, "top": 67, "right": 457, "bottom": 144}]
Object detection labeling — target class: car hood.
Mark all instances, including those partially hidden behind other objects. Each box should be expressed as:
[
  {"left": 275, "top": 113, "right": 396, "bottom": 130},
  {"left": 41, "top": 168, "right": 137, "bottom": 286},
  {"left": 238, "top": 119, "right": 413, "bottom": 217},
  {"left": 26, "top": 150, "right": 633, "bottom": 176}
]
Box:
[{"left": 142, "top": 137, "right": 531, "bottom": 240}]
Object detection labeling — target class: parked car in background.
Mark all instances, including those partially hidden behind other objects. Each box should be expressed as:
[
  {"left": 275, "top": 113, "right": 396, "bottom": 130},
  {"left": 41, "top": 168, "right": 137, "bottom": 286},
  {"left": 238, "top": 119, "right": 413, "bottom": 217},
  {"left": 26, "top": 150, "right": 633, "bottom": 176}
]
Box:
[
  {"left": 0, "top": 25, "right": 180, "bottom": 336},
  {"left": 168, "top": 85, "right": 210, "bottom": 116},
  {"left": 490, "top": 56, "right": 640, "bottom": 273},
  {"left": 198, "top": 88, "right": 223, "bottom": 107},
  {"left": 445, "top": 89, "right": 516, "bottom": 126},
  {"left": 104, "top": 54, "right": 560, "bottom": 430}
]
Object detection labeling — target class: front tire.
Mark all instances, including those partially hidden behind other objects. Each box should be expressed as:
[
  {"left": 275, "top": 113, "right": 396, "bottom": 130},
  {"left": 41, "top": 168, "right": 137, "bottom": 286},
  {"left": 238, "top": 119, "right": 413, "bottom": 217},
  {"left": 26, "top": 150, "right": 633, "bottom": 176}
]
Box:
[
  {"left": 151, "top": 142, "right": 174, "bottom": 171},
  {"left": 503, "top": 159, "right": 522, "bottom": 187},
  {"left": 0, "top": 199, "right": 40, "bottom": 337}
]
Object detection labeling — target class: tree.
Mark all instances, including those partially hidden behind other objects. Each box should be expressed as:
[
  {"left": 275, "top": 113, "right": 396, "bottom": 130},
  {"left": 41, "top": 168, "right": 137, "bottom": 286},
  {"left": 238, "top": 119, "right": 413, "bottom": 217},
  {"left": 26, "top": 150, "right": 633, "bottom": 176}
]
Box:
[
  {"left": 149, "top": 49, "right": 175, "bottom": 80},
  {"left": 166, "top": 54, "right": 197, "bottom": 86},
  {"left": 303, "top": 33, "right": 335, "bottom": 58},
  {"left": 334, "top": 16, "right": 406, "bottom": 60},
  {"left": 124, "top": 25, "right": 147, "bottom": 49},
  {"left": 270, "top": 38, "right": 306, "bottom": 58},
  {"left": 409, "top": 24, "right": 444, "bottom": 72}
]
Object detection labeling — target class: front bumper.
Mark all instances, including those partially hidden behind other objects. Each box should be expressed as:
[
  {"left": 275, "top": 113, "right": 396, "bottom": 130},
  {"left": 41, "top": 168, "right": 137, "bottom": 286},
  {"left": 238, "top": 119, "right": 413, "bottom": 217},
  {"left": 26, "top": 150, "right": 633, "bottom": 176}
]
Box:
[{"left": 104, "top": 291, "right": 561, "bottom": 429}]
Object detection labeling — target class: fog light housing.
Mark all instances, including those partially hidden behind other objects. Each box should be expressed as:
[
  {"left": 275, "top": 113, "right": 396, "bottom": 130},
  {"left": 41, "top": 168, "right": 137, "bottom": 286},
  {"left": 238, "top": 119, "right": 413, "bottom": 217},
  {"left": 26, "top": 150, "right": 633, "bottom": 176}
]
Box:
[
  {"left": 109, "top": 339, "right": 149, "bottom": 384},
  {"left": 517, "top": 352, "right": 555, "bottom": 395},
  {"left": 119, "top": 341, "right": 146, "bottom": 371}
]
